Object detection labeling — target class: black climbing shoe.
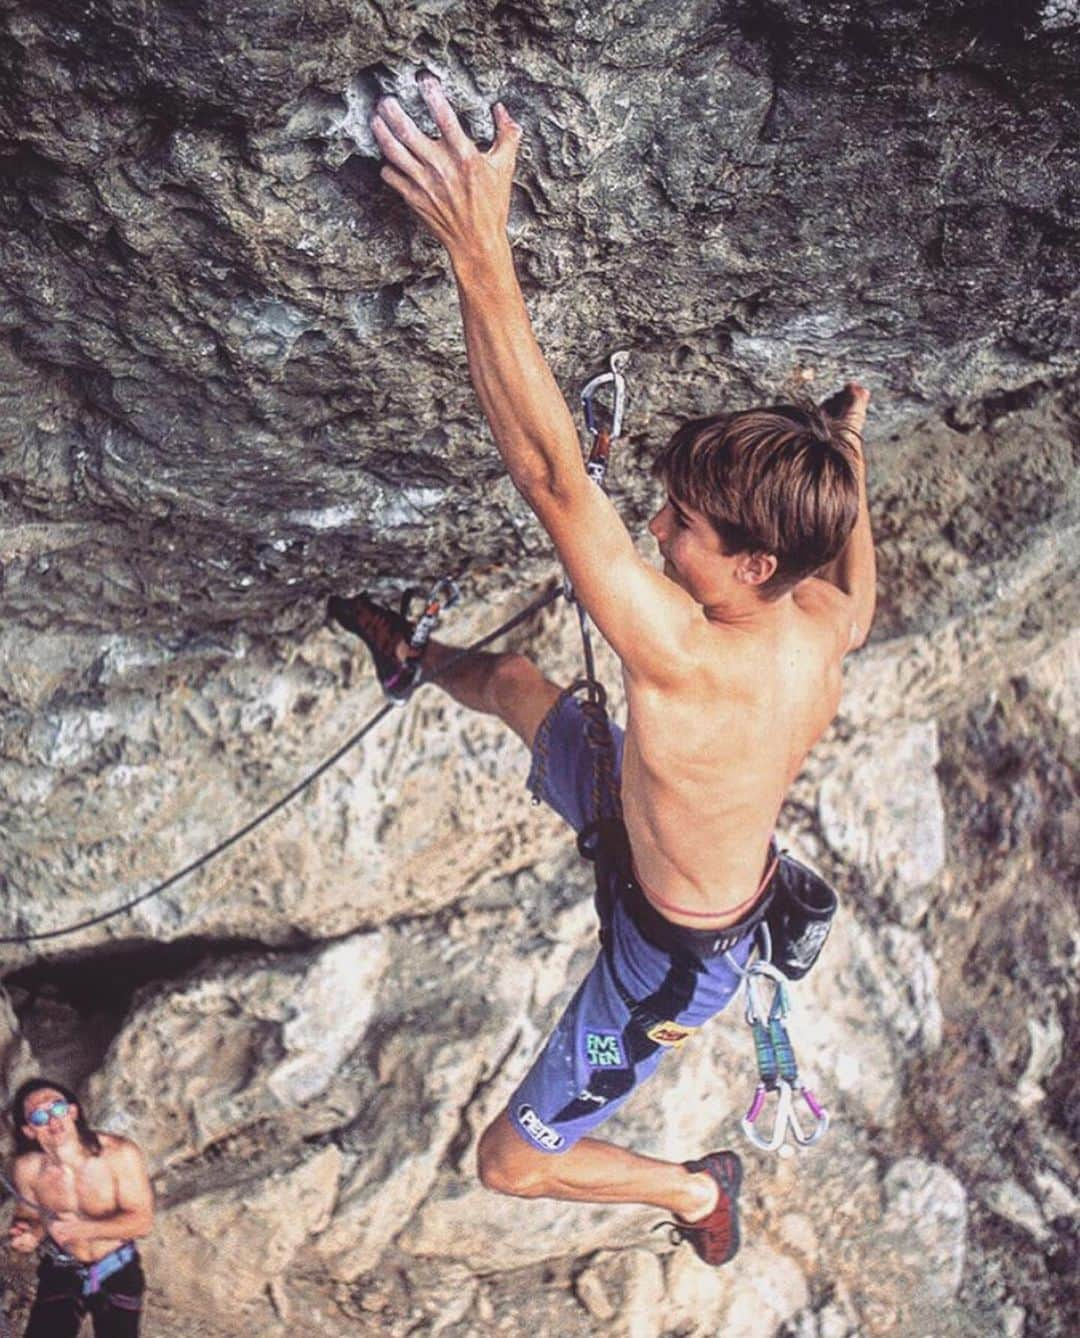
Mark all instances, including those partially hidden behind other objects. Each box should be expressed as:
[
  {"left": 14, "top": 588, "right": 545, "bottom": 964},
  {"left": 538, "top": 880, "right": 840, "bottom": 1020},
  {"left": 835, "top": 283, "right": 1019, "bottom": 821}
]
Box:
[{"left": 327, "top": 593, "right": 418, "bottom": 700}]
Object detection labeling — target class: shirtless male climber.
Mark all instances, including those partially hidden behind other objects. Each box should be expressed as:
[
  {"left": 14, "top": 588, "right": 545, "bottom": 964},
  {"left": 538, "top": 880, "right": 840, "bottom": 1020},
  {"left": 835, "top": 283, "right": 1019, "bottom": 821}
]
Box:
[
  {"left": 7, "top": 1079, "right": 153, "bottom": 1336},
  {"left": 329, "top": 76, "right": 876, "bottom": 1266}
]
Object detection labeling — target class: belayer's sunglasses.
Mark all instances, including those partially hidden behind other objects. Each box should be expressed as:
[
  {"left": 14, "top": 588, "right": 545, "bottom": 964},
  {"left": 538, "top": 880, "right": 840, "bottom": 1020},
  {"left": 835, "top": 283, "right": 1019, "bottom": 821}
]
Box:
[{"left": 26, "top": 1100, "right": 70, "bottom": 1128}]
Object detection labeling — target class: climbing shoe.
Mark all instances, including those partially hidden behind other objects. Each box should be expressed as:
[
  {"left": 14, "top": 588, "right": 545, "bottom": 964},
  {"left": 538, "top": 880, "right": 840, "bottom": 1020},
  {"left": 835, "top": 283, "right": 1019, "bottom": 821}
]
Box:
[
  {"left": 327, "top": 593, "right": 418, "bottom": 701},
  {"left": 664, "top": 1150, "right": 743, "bottom": 1267}
]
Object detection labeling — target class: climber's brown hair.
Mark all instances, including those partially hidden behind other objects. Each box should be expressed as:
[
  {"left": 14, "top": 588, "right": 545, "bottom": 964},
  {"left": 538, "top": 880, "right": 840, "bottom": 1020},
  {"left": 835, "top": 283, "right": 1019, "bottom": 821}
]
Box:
[{"left": 653, "top": 402, "right": 861, "bottom": 598}]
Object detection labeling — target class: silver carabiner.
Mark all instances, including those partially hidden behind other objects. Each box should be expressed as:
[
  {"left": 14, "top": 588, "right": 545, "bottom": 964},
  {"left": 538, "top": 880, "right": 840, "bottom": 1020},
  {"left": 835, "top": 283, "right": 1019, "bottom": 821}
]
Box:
[
  {"left": 741, "top": 1079, "right": 796, "bottom": 1153},
  {"left": 789, "top": 1084, "right": 830, "bottom": 1147},
  {"left": 744, "top": 961, "right": 790, "bottom": 1027},
  {"left": 581, "top": 349, "right": 630, "bottom": 444},
  {"left": 387, "top": 577, "right": 461, "bottom": 705},
  {"left": 741, "top": 1079, "right": 829, "bottom": 1152},
  {"left": 406, "top": 576, "right": 460, "bottom": 655}
]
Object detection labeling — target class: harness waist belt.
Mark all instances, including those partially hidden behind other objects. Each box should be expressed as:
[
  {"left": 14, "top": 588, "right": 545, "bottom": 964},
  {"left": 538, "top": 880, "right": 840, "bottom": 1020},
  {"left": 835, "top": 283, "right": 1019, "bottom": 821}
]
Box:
[
  {"left": 49, "top": 1241, "right": 137, "bottom": 1295},
  {"left": 582, "top": 819, "right": 779, "bottom": 960},
  {"left": 621, "top": 864, "right": 779, "bottom": 959}
]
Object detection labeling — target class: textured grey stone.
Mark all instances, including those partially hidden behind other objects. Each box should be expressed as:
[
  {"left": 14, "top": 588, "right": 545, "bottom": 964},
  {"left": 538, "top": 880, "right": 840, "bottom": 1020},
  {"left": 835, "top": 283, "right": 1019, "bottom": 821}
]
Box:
[{"left": 0, "top": 3, "right": 1077, "bottom": 1336}]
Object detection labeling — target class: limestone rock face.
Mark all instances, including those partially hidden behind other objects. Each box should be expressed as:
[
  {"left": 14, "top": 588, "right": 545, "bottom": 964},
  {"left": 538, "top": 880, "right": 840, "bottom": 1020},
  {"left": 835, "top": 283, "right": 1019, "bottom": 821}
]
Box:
[{"left": 1, "top": 2, "right": 1078, "bottom": 1336}]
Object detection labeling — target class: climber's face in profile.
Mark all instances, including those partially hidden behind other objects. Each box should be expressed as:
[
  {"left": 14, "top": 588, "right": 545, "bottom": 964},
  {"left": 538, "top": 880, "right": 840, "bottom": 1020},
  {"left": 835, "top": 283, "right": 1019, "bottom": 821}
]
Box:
[
  {"left": 650, "top": 492, "right": 725, "bottom": 596},
  {"left": 649, "top": 489, "right": 779, "bottom": 607}
]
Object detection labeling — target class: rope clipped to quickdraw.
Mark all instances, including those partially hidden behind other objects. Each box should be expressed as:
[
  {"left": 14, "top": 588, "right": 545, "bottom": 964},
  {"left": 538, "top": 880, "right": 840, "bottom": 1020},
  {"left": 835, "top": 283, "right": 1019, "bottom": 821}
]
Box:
[
  {"left": 565, "top": 350, "right": 630, "bottom": 702},
  {"left": 530, "top": 350, "right": 631, "bottom": 830},
  {"left": 382, "top": 577, "right": 462, "bottom": 704},
  {"left": 728, "top": 936, "right": 829, "bottom": 1153},
  {"left": 0, "top": 353, "right": 631, "bottom": 948}
]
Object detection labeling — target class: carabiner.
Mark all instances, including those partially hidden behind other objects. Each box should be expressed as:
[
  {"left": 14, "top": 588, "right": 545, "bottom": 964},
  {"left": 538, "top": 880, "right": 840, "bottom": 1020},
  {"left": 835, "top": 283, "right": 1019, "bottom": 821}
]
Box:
[
  {"left": 581, "top": 349, "right": 630, "bottom": 442},
  {"left": 744, "top": 961, "right": 790, "bottom": 1027},
  {"left": 406, "top": 577, "right": 460, "bottom": 646},
  {"left": 566, "top": 351, "right": 631, "bottom": 611},
  {"left": 741, "top": 1079, "right": 796, "bottom": 1153},
  {"left": 789, "top": 1085, "right": 830, "bottom": 1147},
  {"left": 741, "top": 1079, "right": 830, "bottom": 1152},
  {"left": 386, "top": 577, "right": 461, "bottom": 705},
  {"left": 580, "top": 350, "right": 630, "bottom": 488}
]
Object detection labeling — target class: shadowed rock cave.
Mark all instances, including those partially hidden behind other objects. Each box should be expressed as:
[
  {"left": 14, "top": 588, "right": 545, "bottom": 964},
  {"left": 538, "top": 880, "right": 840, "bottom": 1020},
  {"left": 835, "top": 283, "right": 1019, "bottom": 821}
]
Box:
[{"left": 0, "top": 1, "right": 1077, "bottom": 1335}]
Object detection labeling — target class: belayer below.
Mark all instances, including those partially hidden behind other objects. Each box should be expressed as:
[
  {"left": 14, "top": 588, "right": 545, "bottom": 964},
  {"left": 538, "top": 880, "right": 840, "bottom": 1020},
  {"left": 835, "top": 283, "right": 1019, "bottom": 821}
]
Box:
[{"left": 332, "top": 74, "right": 876, "bottom": 1267}]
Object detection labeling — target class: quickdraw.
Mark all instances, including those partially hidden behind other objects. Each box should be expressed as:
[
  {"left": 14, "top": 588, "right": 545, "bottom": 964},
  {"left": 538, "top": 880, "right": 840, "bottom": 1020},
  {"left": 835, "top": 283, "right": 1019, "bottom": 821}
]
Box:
[
  {"left": 580, "top": 349, "right": 630, "bottom": 487},
  {"left": 566, "top": 350, "right": 631, "bottom": 702},
  {"left": 383, "top": 576, "right": 461, "bottom": 704},
  {"left": 0, "top": 358, "right": 625, "bottom": 948},
  {"left": 738, "top": 957, "right": 829, "bottom": 1152}
]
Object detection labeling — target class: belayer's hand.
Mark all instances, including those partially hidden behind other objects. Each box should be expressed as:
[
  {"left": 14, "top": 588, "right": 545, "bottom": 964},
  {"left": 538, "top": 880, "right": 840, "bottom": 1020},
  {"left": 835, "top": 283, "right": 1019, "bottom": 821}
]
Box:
[
  {"left": 8, "top": 1219, "right": 39, "bottom": 1253},
  {"left": 371, "top": 75, "right": 522, "bottom": 265},
  {"left": 48, "top": 1214, "right": 87, "bottom": 1251}
]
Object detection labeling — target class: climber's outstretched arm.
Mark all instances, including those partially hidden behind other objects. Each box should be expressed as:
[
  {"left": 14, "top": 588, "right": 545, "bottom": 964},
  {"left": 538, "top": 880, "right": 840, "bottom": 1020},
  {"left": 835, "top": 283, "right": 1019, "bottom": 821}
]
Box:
[
  {"left": 372, "top": 79, "right": 698, "bottom": 684},
  {"left": 814, "top": 385, "right": 877, "bottom": 650}
]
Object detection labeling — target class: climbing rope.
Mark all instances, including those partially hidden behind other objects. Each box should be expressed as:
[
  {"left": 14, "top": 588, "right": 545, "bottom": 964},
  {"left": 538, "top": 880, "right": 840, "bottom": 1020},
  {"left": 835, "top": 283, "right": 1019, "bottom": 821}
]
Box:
[
  {"left": 0, "top": 585, "right": 563, "bottom": 948},
  {"left": 0, "top": 1168, "right": 75, "bottom": 1266},
  {"left": 0, "top": 352, "right": 627, "bottom": 949}
]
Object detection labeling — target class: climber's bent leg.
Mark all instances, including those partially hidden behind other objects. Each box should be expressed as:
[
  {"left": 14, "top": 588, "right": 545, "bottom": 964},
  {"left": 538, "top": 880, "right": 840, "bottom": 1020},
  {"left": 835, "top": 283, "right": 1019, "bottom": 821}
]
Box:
[
  {"left": 477, "top": 1111, "right": 716, "bottom": 1219},
  {"left": 422, "top": 642, "right": 561, "bottom": 748},
  {"left": 328, "top": 591, "right": 560, "bottom": 746}
]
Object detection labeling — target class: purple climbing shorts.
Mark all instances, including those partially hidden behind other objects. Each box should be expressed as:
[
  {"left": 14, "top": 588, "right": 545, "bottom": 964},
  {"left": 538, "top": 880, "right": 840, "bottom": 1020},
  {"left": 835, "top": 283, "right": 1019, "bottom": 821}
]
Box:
[{"left": 506, "top": 690, "right": 756, "bottom": 1155}]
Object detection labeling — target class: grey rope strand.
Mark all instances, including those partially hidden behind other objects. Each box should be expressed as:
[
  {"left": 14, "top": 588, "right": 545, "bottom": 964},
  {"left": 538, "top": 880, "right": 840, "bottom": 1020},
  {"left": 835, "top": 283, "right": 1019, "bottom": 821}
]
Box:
[{"left": 0, "top": 585, "right": 565, "bottom": 947}]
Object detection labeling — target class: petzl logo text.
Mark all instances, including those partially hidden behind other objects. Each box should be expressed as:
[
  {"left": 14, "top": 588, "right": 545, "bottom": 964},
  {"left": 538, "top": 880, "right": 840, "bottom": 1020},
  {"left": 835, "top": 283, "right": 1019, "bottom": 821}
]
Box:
[{"left": 517, "top": 1105, "right": 565, "bottom": 1151}]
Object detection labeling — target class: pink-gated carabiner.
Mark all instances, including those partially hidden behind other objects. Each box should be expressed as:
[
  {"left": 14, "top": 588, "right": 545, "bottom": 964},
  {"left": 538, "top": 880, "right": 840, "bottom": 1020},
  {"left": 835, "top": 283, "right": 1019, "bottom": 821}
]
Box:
[
  {"left": 741, "top": 1079, "right": 829, "bottom": 1152},
  {"left": 741, "top": 1078, "right": 796, "bottom": 1153},
  {"left": 790, "top": 1084, "right": 829, "bottom": 1147}
]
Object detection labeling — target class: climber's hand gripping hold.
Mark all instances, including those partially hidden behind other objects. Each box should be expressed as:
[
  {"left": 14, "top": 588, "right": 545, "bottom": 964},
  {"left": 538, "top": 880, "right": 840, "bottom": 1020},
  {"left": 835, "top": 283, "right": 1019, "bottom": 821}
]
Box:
[{"left": 372, "top": 76, "right": 521, "bottom": 261}]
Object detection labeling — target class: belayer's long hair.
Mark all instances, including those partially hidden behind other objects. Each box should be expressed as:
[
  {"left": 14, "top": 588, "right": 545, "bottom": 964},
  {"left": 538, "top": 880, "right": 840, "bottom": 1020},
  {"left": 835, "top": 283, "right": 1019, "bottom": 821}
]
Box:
[{"left": 10, "top": 1077, "right": 103, "bottom": 1157}]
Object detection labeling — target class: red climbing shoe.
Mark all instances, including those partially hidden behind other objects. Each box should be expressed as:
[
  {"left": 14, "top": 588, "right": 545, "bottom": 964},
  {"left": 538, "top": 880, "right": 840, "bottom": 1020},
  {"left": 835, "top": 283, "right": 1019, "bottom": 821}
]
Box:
[
  {"left": 327, "top": 593, "right": 417, "bottom": 698},
  {"left": 667, "top": 1150, "right": 743, "bottom": 1266}
]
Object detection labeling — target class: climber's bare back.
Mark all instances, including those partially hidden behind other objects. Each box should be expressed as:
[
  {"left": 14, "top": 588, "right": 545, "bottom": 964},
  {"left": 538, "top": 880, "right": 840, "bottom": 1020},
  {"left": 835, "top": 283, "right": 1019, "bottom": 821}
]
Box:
[{"left": 617, "top": 575, "right": 851, "bottom": 927}]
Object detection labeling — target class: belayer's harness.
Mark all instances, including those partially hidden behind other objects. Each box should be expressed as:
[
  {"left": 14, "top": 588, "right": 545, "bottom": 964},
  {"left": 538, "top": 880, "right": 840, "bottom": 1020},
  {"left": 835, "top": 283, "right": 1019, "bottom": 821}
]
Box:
[{"left": 46, "top": 1241, "right": 138, "bottom": 1297}]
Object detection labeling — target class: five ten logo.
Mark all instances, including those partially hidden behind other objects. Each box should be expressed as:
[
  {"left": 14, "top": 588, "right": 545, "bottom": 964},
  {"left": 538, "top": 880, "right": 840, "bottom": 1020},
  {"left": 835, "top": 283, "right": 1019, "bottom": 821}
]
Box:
[
  {"left": 517, "top": 1105, "right": 565, "bottom": 1151},
  {"left": 585, "top": 1030, "right": 625, "bottom": 1068}
]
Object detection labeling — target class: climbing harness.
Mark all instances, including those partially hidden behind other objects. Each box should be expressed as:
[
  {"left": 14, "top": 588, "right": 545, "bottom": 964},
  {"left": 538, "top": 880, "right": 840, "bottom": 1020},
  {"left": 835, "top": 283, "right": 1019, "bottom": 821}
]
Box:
[
  {"left": 725, "top": 934, "right": 829, "bottom": 1153},
  {"left": 54, "top": 1242, "right": 137, "bottom": 1296},
  {"left": 383, "top": 577, "right": 461, "bottom": 704}
]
